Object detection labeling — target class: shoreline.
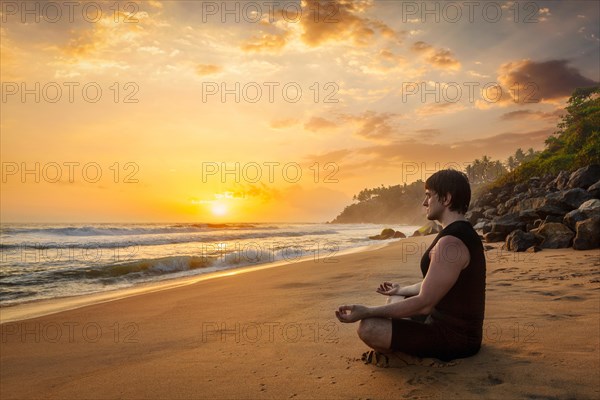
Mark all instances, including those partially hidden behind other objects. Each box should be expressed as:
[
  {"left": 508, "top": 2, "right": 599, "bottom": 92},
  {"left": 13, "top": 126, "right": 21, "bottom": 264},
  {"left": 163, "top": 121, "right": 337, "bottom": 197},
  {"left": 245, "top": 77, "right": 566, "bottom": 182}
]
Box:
[{"left": 0, "top": 239, "right": 393, "bottom": 323}]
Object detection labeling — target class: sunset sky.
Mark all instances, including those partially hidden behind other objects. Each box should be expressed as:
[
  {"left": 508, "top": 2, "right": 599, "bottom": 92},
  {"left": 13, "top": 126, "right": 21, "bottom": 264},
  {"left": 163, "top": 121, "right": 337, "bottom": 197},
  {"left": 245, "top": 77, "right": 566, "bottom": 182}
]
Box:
[{"left": 1, "top": 0, "right": 599, "bottom": 223}]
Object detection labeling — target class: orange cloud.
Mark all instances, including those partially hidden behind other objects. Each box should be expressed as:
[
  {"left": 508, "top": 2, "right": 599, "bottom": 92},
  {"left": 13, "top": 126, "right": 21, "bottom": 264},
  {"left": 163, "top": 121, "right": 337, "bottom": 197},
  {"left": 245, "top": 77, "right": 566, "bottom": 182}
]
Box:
[
  {"left": 61, "top": 13, "right": 149, "bottom": 58},
  {"left": 417, "top": 102, "right": 466, "bottom": 116},
  {"left": 414, "top": 129, "right": 442, "bottom": 138},
  {"left": 196, "top": 64, "right": 223, "bottom": 76},
  {"left": 224, "top": 183, "right": 280, "bottom": 203},
  {"left": 340, "top": 111, "right": 400, "bottom": 141},
  {"left": 352, "top": 129, "right": 550, "bottom": 172},
  {"left": 303, "top": 128, "right": 552, "bottom": 184},
  {"left": 238, "top": 1, "right": 403, "bottom": 53},
  {"left": 304, "top": 117, "right": 337, "bottom": 132},
  {"left": 303, "top": 148, "right": 354, "bottom": 165},
  {"left": 270, "top": 118, "right": 300, "bottom": 129},
  {"left": 411, "top": 41, "right": 461, "bottom": 70},
  {"left": 300, "top": 0, "right": 403, "bottom": 47},
  {"left": 241, "top": 32, "right": 289, "bottom": 53}
]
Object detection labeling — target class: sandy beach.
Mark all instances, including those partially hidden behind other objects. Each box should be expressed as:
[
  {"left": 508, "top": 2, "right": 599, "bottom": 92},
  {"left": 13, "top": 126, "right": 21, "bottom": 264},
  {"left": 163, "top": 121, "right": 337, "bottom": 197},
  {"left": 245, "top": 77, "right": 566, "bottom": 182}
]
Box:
[{"left": 1, "top": 235, "right": 599, "bottom": 400}]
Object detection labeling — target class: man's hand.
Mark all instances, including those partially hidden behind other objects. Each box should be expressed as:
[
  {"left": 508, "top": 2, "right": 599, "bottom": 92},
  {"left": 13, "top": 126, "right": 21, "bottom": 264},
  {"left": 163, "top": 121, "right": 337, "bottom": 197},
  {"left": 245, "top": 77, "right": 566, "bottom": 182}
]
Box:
[
  {"left": 376, "top": 281, "right": 399, "bottom": 295},
  {"left": 335, "top": 304, "right": 369, "bottom": 323}
]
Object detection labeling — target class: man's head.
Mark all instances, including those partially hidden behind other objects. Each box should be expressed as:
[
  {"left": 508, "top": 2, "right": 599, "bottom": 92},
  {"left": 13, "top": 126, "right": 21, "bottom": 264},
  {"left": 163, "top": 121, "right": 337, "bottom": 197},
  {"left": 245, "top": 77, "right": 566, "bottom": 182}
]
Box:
[{"left": 423, "top": 169, "right": 471, "bottom": 220}]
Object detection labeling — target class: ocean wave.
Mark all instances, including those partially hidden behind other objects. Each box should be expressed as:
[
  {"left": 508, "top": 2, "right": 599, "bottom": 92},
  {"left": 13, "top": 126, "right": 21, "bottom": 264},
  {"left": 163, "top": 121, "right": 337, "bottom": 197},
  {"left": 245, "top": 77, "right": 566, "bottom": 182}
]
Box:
[
  {"left": 1, "top": 223, "right": 266, "bottom": 237},
  {"left": 0, "top": 229, "right": 340, "bottom": 249},
  {"left": 44, "top": 256, "right": 214, "bottom": 281}
]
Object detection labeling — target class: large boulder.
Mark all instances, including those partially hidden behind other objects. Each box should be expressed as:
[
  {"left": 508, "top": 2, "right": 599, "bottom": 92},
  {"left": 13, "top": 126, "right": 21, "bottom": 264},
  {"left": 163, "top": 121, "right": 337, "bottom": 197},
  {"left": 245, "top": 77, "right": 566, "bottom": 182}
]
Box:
[
  {"left": 573, "top": 215, "right": 600, "bottom": 250},
  {"left": 557, "top": 188, "right": 593, "bottom": 210},
  {"left": 474, "top": 193, "right": 495, "bottom": 209},
  {"left": 550, "top": 170, "right": 570, "bottom": 191},
  {"left": 518, "top": 209, "right": 540, "bottom": 223},
  {"left": 533, "top": 222, "right": 575, "bottom": 249},
  {"left": 579, "top": 198, "right": 600, "bottom": 211},
  {"left": 497, "top": 189, "right": 512, "bottom": 204},
  {"left": 513, "top": 194, "right": 565, "bottom": 217},
  {"left": 513, "top": 182, "right": 528, "bottom": 194},
  {"left": 505, "top": 192, "right": 527, "bottom": 210},
  {"left": 588, "top": 180, "right": 600, "bottom": 198},
  {"left": 473, "top": 220, "right": 491, "bottom": 232},
  {"left": 465, "top": 208, "right": 484, "bottom": 224},
  {"left": 411, "top": 221, "right": 442, "bottom": 237},
  {"left": 544, "top": 215, "right": 564, "bottom": 224},
  {"left": 490, "top": 213, "right": 526, "bottom": 240},
  {"left": 564, "top": 199, "right": 600, "bottom": 230},
  {"left": 483, "top": 207, "right": 497, "bottom": 219},
  {"left": 370, "top": 228, "right": 404, "bottom": 240},
  {"left": 567, "top": 165, "right": 600, "bottom": 190},
  {"left": 505, "top": 230, "right": 540, "bottom": 252},
  {"left": 541, "top": 173, "right": 555, "bottom": 188},
  {"left": 484, "top": 231, "right": 505, "bottom": 243}
]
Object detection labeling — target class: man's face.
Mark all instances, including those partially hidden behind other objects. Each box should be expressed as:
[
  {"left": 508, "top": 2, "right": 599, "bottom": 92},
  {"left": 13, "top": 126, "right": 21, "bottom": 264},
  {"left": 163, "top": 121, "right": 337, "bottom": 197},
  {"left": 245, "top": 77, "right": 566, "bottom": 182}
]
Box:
[{"left": 422, "top": 189, "right": 444, "bottom": 221}]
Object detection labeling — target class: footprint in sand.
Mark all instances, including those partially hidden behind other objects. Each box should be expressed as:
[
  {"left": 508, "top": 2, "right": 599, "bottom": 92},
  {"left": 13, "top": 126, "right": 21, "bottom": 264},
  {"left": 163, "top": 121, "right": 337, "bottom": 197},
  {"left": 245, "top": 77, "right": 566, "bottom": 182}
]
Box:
[
  {"left": 360, "top": 350, "right": 459, "bottom": 369},
  {"left": 553, "top": 295, "right": 586, "bottom": 301},
  {"left": 486, "top": 373, "right": 504, "bottom": 385},
  {"left": 407, "top": 375, "right": 438, "bottom": 385}
]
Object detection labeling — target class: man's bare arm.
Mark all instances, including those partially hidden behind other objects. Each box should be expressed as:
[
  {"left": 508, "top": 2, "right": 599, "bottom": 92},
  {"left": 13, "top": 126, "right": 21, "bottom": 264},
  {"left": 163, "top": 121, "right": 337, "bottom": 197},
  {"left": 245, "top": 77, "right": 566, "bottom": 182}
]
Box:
[
  {"left": 376, "top": 281, "right": 422, "bottom": 296},
  {"left": 397, "top": 282, "right": 422, "bottom": 297}
]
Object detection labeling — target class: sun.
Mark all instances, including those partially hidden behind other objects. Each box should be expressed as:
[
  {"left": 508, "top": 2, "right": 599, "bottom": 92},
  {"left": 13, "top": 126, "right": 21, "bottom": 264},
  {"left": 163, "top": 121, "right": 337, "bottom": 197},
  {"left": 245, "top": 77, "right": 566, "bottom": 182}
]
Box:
[{"left": 211, "top": 202, "right": 228, "bottom": 216}]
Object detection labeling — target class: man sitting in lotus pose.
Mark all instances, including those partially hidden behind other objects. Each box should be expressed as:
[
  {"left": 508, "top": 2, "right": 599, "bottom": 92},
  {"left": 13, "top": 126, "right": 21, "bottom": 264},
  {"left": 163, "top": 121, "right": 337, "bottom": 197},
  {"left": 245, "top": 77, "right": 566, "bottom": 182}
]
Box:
[{"left": 335, "top": 169, "right": 486, "bottom": 365}]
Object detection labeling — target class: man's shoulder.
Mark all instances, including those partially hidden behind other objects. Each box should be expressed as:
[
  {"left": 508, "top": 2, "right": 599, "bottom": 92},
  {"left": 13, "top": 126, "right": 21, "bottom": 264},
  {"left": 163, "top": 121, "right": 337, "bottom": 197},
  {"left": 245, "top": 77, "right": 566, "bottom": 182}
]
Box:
[{"left": 441, "top": 221, "right": 478, "bottom": 239}]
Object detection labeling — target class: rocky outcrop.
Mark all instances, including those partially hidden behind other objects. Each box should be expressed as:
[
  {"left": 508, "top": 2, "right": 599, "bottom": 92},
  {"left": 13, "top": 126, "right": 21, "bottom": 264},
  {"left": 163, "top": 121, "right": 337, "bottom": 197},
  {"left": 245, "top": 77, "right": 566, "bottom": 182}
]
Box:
[
  {"left": 567, "top": 165, "right": 600, "bottom": 189},
  {"left": 505, "top": 230, "right": 540, "bottom": 252},
  {"left": 573, "top": 215, "right": 600, "bottom": 250},
  {"left": 490, "top": 213, "right": 526, "bottom": 240},
  {"left": 532, "top": 222, "right": 575, "bottom": 249},
  {"left": 470, "top": 165, "right": 600, "bottom": 252},
  {"left": 411, "top": 221, "right": 442, "bottom": 237},
  {"left": 563, "top": 199, "right": 600, "bottom": 230},
  {"left": 588, "top": 180, "right": 600, "bottom": 198},
  {"left": 369, "top": 228, "right": 407, "bottom": 240}
]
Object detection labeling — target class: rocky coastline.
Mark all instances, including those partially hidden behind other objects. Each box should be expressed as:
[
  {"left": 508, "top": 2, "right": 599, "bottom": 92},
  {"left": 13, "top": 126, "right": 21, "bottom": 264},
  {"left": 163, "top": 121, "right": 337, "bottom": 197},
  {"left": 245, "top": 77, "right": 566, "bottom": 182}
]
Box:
[{"left": 467, "top": 165, "right": 600, "bottom": 251}]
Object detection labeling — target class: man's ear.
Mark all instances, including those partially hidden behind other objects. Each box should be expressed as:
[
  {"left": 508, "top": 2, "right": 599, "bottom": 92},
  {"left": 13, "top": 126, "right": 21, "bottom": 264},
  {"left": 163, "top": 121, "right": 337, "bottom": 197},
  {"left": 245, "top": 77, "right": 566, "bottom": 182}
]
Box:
[{"left": 441, "top": 193, "right": 452, "bottom": 207}]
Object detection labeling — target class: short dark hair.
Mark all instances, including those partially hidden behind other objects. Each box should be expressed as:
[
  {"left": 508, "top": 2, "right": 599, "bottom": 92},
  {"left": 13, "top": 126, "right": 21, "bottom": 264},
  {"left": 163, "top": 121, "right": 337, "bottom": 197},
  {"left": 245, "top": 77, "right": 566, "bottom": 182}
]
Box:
[{"left": 425, "top": 169, "right": 471, "bottom": 214}]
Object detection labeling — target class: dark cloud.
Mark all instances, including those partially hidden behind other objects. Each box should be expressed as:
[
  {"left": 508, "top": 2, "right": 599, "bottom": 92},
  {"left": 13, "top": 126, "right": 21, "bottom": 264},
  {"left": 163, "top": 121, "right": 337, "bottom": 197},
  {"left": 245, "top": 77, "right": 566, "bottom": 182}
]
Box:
[
  {"left": 500, "top": 109, "right": 564, "bottom": 121},
  {"left": 497, "top": 59, "right": 598, "bottom": 104}
]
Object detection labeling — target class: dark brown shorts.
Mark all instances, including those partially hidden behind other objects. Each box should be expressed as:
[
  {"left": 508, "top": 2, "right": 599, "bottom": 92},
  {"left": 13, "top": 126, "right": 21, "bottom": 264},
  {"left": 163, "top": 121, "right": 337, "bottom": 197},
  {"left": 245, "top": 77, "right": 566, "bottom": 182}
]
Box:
[{"left": 390, "top": 316, "right": 481, "bottom": 361}]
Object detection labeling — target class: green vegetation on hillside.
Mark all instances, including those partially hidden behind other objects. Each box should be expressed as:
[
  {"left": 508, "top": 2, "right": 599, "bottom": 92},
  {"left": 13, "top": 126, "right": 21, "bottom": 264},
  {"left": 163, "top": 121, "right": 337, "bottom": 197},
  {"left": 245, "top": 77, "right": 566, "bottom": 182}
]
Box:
[
  {"left": 492, "top": 86, "right": 600, "bottom": 188},
  {"left": 331, "top": 181, "right": 426, "bottom": 224}
]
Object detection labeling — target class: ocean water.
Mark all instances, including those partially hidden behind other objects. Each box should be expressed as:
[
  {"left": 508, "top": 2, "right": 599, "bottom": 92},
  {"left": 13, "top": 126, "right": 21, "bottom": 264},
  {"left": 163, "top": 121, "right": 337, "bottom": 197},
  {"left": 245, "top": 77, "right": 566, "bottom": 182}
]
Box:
[{"left": 0, "top": 223, "right": 419, "bottom": 306}]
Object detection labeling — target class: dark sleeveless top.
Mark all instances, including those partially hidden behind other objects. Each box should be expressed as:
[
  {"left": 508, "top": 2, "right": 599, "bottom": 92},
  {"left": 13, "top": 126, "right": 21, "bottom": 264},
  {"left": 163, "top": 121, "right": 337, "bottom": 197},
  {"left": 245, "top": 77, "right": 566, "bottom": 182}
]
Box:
[{"left": 420, "top": 220, "right": 486, "bottom": 340}]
